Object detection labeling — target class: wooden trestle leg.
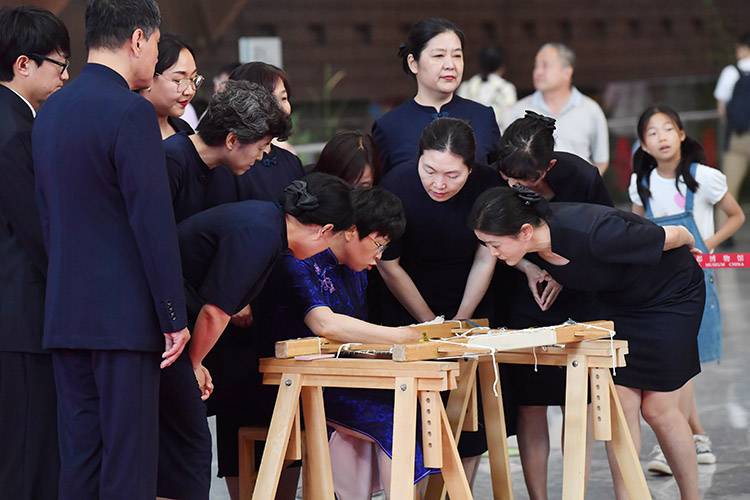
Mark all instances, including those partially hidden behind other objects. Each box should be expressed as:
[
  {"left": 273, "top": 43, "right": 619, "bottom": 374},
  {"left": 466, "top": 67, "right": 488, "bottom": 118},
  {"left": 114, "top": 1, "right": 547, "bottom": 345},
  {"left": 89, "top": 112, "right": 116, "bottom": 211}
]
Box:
[
  {"left": 562, "top": 354, "right": 590, "bottom": 500},
  {"left": 438, "top": 400, "right": 473, "bottom": 499},
  {"left": 391, "top": 377, "right": 418, "bottom": 499},
  {"left": 301, "top": 385, "right": 335, "bottom": 499},
  {"left": 478, "top": 358, "right": 514, "bottom": 500},
  {"left": 425, "top": 358, "right": 479, "bottom": 500},
  {"left": 252, "top": 373, "right": 303, "bottom": 500},
  {"left": 607, "top": 372, "right": 652, "bottom": 500}
]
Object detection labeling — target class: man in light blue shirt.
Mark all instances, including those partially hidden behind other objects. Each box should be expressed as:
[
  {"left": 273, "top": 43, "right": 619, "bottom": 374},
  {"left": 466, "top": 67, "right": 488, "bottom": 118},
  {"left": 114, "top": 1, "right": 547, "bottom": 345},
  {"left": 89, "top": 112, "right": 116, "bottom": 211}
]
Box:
[{"left": 505, "top": 43, "right": 609, "bottom": 175}]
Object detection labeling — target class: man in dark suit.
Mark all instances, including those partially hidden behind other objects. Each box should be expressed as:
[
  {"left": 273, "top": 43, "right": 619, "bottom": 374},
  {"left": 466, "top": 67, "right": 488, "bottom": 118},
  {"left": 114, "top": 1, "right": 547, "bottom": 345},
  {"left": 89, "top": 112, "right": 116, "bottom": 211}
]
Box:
[
  {"left": 32, "top": 1, "right": 189, "bottom": 499},
  {"left": 0, "top": 6, "right": 70, "bottom": 500}
]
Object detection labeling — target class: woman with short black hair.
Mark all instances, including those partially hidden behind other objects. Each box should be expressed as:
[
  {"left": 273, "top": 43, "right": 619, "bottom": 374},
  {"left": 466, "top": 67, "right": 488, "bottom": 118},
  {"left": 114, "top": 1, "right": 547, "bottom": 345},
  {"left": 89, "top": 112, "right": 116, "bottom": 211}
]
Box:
[{"left": 140, "top": 33, "right": 204, "bottom": 139}]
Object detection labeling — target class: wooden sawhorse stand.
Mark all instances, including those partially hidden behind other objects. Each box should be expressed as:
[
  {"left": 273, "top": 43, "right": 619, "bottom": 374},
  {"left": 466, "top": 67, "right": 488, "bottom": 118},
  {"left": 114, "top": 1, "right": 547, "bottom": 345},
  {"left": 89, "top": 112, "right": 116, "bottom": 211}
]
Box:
[
  {"left": 252, "top": 358, "right": 474, "bottom": 500},
  {"left": 425, "top": 339, "right": 652, "bottom": 500}
]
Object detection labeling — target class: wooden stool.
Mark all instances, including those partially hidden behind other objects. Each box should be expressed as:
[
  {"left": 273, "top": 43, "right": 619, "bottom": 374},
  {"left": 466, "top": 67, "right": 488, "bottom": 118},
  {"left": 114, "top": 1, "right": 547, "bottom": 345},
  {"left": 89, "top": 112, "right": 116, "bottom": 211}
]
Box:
[
  {"left": 238, "top": 419, "right": 305, "bottom": 500},
  {"left": 252, "top": 358, "right": 469, "bottom": 500}
]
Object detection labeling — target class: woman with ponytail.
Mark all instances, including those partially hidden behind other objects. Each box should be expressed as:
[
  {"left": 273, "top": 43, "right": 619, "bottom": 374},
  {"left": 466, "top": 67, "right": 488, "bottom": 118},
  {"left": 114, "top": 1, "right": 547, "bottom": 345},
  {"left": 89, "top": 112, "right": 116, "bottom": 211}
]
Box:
[
  {"left": 629, "top": 105, "right": 745, "bottom": 476},
  {"left": 372, "top": 17, "right": 500, "bottom": 174},
  {"left": 470, "top": 185, "right": 704, "bottom": 500},
  {"left": 494, "top": 111, "right": 613, "bottom": 500}
]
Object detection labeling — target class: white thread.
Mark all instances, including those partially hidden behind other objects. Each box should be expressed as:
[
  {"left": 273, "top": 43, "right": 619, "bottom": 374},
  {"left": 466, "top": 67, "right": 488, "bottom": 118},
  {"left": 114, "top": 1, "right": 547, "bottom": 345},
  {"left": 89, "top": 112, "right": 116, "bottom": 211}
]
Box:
[
  {"left": 455, "top": 326, "right": 491, "bottom": 337},
  {"left": 532, "top": 346, "right": 538, "bottom": 372},
  {"left": 428, "top": 338, "right": 501, "bottom": 397},
  {"left": 335, "top": 343, "right": 362, "bottom": 358}
]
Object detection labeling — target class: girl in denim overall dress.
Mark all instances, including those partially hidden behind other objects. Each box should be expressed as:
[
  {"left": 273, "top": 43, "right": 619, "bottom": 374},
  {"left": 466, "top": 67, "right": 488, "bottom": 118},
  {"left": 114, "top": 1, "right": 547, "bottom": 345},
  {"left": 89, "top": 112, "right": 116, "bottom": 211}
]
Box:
[{"left": 630, "top": 104, "right": 746, "bottom": 475}]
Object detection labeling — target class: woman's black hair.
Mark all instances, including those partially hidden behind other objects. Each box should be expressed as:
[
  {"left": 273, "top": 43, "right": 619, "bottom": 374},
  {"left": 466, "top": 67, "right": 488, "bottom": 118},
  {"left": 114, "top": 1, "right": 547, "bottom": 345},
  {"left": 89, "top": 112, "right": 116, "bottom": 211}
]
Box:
[
  {"left": 314, "top": 131, "right": 381, "bottom": 186},
  {"left": 350, "top": 187, "right": 406, "bottom": 241},
  {"left": 494, "top": 111, "right": 556, "bottom": 181},
  {"left": 282, "top": 172, "right": 353, "bottom": 231},
  {"left": 0, "top": 6, "right": 70, "bottom": 82},
  {"left": 229, "top": 61, "right": 292, "bottom": 102},
  {"left": 633, "top": 105, "right": 705, "bottom": 207},
  {"left": 469, "top": 185, "right": 549, "bottom": 237},
  {"left": 155, "top": 33, "right": 195, "bottom": 75},
  {"left": 398, "top": 17, "right": 465, "bottom": 78},
  {"left": 418, "top": 117, "right": 476, "bottom": 169},
  {"left": 478, "top": 46, "right": 504, "bottom": 81}
]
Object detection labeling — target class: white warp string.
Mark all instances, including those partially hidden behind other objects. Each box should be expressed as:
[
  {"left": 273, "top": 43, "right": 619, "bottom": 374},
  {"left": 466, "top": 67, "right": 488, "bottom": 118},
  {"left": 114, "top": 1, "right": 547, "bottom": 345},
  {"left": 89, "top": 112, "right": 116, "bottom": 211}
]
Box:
[
  {"left": 428, "top": 338, "right": 502, "bottom": 397},
  {"left": 335, "top": 342, "right": 362, "bottom": 358},
  {"left": 454, "top": 326, "right": 491, "bottom": 337}
]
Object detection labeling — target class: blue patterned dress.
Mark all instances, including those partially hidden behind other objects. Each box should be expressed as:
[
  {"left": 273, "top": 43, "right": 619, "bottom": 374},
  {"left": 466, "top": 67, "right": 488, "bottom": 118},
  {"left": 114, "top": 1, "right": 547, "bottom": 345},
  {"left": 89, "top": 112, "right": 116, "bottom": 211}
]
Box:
[{"left": 273, "top": 249, "right": 437, "bottom": 483}]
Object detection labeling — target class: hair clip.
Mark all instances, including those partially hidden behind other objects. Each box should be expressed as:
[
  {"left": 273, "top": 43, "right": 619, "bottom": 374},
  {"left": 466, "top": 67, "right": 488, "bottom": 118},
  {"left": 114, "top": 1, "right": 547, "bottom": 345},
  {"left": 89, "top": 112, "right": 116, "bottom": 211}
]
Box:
[
  {"left": 511, "top": 184, "right": 542, "bottom": 204},
  {"left": 284, "top": 180, "right": 320, "bottom": 216},
  {"left": 524, "top": 110, "right": 557, "bottom": 131}
]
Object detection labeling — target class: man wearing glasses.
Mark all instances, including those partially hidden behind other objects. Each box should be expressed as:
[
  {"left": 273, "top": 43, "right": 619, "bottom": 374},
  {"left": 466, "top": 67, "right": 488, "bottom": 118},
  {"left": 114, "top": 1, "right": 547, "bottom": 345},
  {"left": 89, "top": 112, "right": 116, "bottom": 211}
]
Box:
[
  {"left": 32, "top": 1, "right": 189, "bottom": 498},
  {"left": 0, "top": 6, "right": 70, "bottom": 500}
]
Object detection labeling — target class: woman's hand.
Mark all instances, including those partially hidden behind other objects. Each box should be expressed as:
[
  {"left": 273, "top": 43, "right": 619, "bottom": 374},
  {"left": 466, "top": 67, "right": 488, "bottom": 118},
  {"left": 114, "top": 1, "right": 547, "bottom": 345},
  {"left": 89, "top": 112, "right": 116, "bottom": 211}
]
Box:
[
  {"left": 663, "top": 225, "right": 699, "bottom": 254},
  {"left": 395, "top": 326, "right": 422, "bottom": 343},
  {"left": 518, "top": 259, "right": 562, "bottom": 311},
  {"left": 193, "top": 364, "right": 214, "bottom": 401}
]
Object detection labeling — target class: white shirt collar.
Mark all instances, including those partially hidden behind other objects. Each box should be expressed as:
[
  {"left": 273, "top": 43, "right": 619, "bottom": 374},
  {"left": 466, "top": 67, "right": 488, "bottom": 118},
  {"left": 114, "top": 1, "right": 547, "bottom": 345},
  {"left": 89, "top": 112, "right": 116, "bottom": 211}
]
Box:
[{"left": 3, "top": 84, "right": 36, "bottom": 118}]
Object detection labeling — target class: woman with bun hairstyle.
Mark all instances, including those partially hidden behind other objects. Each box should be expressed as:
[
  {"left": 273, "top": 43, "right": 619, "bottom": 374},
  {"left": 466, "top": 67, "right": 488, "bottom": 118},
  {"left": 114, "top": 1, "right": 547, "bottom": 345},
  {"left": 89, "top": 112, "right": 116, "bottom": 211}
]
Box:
[
  {"left": 494, "top": 111, "right": 612, "bottom": 500},
  {"left": 470, "top": 185, "right": 704, "bottom": 500},
  {"left": 372, "top": 17, "right": 500, "bottom": 174},
  {"left": 375, "top": 117, "right": 502, "bottom": 481},
  {"left": 173, "top": 172, "right": 354, "bottom": 500}
]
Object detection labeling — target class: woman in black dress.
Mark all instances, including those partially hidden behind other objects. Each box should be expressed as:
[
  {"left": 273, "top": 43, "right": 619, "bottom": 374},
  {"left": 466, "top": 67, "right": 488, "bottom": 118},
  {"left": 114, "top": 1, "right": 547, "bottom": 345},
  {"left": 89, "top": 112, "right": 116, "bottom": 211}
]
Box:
[
  {"left": 140, "top": 34, "right": 202, "bottom": 139},
  {"left": 494, "top": 112, "right": 613, "bottom": 499},
  {"left": 377, "top": 117, "right": 500, "bottom": 325},
  {"left": 470, "top": 186, "right": 703, "bottom": 500},
  {"left": 372, "top": 18, "right": 500, "bottom": 175},
  {"left": 164, "top": 80, "right": 290, "bottom": 223},
  {"left": 207, "top": 62, "right": 305, "bottom": 204},
  {"left": 376, "top": 117, "right": 501, "bottom": 480}
]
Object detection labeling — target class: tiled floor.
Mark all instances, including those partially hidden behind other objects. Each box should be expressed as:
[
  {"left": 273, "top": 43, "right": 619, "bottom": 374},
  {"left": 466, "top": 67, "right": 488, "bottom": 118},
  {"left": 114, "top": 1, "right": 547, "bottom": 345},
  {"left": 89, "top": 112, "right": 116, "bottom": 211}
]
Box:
[{"left": 210, "top": 212, "right": 750, "bottom": 499}]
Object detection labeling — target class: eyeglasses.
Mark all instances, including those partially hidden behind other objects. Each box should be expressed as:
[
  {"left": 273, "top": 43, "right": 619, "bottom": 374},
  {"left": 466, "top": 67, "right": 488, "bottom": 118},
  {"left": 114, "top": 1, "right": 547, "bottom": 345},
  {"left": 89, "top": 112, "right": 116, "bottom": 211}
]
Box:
[
  {"left": 30, "top": 53, "right": 69, "bottom": 76},
  {"left": 369, "top": 235, "right": 388, "bottom": 255},
  {"left": 155, "top": 73, "right": 205, "bottom": 92}
]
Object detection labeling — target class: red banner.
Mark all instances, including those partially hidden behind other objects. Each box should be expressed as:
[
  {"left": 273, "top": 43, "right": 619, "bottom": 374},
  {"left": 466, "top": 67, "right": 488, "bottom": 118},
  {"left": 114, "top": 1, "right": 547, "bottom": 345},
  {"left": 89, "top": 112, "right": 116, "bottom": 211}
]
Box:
[{"left": 695, "top": 253, "right": 750, "bottom": 269}]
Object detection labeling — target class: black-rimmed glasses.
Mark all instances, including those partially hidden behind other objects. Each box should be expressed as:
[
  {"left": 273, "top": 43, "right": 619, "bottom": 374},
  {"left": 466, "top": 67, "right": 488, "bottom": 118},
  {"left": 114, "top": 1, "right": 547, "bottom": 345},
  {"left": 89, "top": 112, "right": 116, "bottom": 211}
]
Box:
[{"left": 30, "top": 54, "right": 69, "bottom": 76}]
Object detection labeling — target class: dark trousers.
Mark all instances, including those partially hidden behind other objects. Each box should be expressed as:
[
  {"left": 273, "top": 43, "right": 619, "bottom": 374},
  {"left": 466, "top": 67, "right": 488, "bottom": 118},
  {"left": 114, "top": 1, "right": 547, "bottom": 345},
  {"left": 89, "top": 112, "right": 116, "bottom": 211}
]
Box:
[
  {"left": 0, "top": 352, "right": 59, "bottom": 500},
  {"left": 158, "top": 350, "right": 211, "bottom": 500},
  {"left": 52, "top": 349, "right": 160, "bottom": 500}
]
